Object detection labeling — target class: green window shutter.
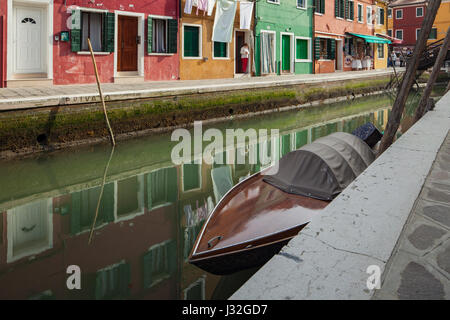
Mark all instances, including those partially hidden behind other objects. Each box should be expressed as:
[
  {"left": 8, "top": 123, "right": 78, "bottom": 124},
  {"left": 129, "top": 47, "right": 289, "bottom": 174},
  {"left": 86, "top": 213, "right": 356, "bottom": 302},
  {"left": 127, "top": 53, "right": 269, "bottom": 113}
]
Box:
[
  {"left": 296, "top": 39, "right": 308, "bottom": 60},
  {"left": 380, "top": 8, "right": 385, "bottom": 25},
  {"left": 103, "top": 12, "right": 115, "bottom": 53},
  {"left": 168, "top": 19, "right": 178, "bottom": 54},
  {"left": 327, "top": 39, "right": 336, "bottom": 60},
  {"left": 167, "top": 240, "right": 177, "bottom": 274},
  {"left": 320, "top": 0, "right": 325, "bottom": 14},
  {"left": 70, "top": 191, "right": 81, "bottom": 234},
  {"left": 214, "top": 42, "right": 227, "bottom": 58},
  {"left": 295, "top": 130, "right": 308, "bottom": 149},
  {"left": 71, "top": 10, "right": 81, "bottom": 52},
  {"left": 350, "top": 1, "right": 354, "bottom": 20},
  {"left": 335, "top": 0, "right": 339, "bottom": 17},
  {"left": 345, "top": 0, "right": 349, "bottom": 19},
  {"left": 314, "top": 37, "right": 321, "bottom": 60},
  {"left": 147, "top": 17, "right": 153, "bottom": 54},
  {"left": 101, "top": 183, "right": 115, "bottom": 223},
  {"left": 167, "top": 167, "right": 178, "bottom": 202}
]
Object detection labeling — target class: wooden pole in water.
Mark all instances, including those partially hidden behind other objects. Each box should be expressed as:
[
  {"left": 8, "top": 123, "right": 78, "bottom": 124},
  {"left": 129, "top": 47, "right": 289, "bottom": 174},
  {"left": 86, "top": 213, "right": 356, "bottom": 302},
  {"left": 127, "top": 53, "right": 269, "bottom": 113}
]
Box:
[
  {"left": 88, "top": 38, "right": 116, "bottom": 146},
  {"left": 378, "top": 0, "right": 442, "bottom": 155},
  {"left": 414, "top": 26, "right": 450, "bottom": 122}
]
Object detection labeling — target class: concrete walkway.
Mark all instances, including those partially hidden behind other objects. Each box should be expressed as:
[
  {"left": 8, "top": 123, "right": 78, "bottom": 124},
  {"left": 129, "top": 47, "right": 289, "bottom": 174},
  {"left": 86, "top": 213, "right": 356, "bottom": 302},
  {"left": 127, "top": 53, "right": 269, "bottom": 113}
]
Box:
[
  {"left": 0, "top": 68, "right": 402, "bottom": 111},
  {"left": 231, "top": 90, "right": 450, "bottom": 300}
]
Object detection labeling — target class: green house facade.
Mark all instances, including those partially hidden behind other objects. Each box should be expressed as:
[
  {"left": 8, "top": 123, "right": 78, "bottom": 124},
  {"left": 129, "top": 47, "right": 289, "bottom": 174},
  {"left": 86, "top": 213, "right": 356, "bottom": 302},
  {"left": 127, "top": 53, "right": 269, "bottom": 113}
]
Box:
[{"left": 255, "top": 0, "right": 313, "bottom": 76}]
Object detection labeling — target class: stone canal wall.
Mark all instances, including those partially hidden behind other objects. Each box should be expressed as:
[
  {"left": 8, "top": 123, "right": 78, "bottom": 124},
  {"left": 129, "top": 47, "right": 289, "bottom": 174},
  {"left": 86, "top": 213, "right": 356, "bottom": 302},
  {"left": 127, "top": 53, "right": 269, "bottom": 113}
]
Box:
[
  {"left": 0, "top": 73, "right": 401, "bottom": 159},
  {"left": 230, "top": 90, "right": 450, "bottom": 300}
]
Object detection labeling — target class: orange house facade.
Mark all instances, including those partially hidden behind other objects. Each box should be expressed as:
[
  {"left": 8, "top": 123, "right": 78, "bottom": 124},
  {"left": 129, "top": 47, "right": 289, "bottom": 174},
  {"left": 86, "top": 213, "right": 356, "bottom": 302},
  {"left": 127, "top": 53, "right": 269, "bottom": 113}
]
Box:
[{"left": 314, "top": 0, "right": 380, "bottom": 74}]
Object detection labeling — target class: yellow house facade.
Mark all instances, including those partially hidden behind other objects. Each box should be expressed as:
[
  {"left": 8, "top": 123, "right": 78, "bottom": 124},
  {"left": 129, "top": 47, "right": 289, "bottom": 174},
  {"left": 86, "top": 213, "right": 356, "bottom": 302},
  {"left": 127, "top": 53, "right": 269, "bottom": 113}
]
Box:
[
  {"left": 179, "top": 1, "right": 254, "bottom": 80},
  {"left": 374, "top": 0, "right": 389, "bottom": 69},
  {"left": 429, "top": 0, "right": 450, "bottom": 45}
]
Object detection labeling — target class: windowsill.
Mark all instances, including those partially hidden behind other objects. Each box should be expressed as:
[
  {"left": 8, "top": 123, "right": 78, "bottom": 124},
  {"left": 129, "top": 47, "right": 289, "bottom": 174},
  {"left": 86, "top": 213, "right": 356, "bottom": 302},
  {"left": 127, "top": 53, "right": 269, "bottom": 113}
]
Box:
[
  {"left": 296, "top": 7, "right": 307, "bottom": 10},
  {"left": 295, "top": 59, "right": 312, "bottom": 63},
  {"left": 336, "top": 17, "right": 344, "bottom": 20},
  {"left": 77, "top": 51, "right": 110, "bottom": 55},
  {"left": 318, "top": 59, "right": 332, "bottom": 61},
  {"left": 183, "top": 56, "right": 203, "bottom": 60},
  {"left": 358, "top": 20, "right": 364, "bottom": 24},
  {"left": 267, "top": 1, "right": 280, "bottom": 5},
  {"left": 212, "top": 57, "right": 230, "bottom": 60},
  {"left": 346, "top": 19, "right": 354, "bottom": 22},
  {"left": 314, "top": 12, "right": 324, "bottom": 16},
  {"left": 148, "top": 53, "right": 175, "bottom": 56}
]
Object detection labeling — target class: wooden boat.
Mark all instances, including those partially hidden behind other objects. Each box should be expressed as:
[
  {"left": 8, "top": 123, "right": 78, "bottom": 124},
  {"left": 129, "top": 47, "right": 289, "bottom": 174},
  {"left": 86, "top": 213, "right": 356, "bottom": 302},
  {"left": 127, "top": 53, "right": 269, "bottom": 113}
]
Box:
[{"left": 189, "top": 130, "right": 379, "bottom": 275}]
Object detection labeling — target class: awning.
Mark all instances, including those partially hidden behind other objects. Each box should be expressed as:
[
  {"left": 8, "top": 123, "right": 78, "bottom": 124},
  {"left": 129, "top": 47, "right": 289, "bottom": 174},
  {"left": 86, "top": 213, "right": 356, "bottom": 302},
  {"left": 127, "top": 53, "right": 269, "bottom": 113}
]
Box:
[
  {"left": 375, "top": 33, "right": 403, "bottom": 44},
  {"left": 347, "top": 32, "right": 391, "bottom": 44}
]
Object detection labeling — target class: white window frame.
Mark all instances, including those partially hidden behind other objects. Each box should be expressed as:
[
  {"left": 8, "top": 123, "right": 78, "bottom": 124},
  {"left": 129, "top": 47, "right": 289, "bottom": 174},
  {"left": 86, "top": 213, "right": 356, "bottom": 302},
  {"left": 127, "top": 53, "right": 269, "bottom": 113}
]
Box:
[
  {"left": 78, "top": 8, "right": 110, "bottom": 55},
  {"left": 367, "top": 5, "right": 373, "bottom": 25},
  {"left": 357, "top": 3, "right": 364, "bottom": 23},
  {"left": 182, "top": 22, "right": 203, "bottom": 60},
  {"left": 396, "top": 9, "right": 403, "bottom": 19},
  {"left": 114, "top": 174, "right": 145, "bottom": 222},
  {"left": 395, "top": 29, "right": 403, "bottom": 40},
  {"left": 260, "top": 29, "right": 277, "bottom": 75},
  {"left": 347, "top": 0, "right": 354, "bottom": 21},
  {"left": 181, "top": 163, "right": 203, "bottom": 193},
  {"left": 416, "top": 7, "right": 423, "bottom": 17},
  {"left": 212, "top": 41, "right": 230, "bottom": 60},
  {"left": 148, "top": 14, "right": 175, "bottom": 56},
  {"left": 295, "top": 36, "right": 312, "bottom": 63},
  {"left": 377, "top": 43, "right": 385, "bottom": 59},
  {"left": 280, "top": 32, "right": 295, "bottom": 73},
  {"left": 387, "top": 8, "right": 392, "bottom": 18},
  {"left": 297, "top": 0, "right": 307, "bottom": 9}
]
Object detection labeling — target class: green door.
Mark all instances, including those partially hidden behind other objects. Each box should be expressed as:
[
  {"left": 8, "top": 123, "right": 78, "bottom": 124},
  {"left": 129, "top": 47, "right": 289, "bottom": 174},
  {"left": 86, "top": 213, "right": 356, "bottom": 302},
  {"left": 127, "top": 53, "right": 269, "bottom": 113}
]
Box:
[{"left": 282, "top": 35, "right": 291, "bottom": 72}]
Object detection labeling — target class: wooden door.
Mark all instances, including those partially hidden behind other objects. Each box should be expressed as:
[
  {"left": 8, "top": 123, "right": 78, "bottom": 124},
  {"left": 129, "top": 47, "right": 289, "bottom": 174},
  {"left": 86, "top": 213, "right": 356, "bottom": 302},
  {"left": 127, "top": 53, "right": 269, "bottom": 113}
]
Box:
[{"left": 118, "top": 16, "right": 138, "bottom": 72}]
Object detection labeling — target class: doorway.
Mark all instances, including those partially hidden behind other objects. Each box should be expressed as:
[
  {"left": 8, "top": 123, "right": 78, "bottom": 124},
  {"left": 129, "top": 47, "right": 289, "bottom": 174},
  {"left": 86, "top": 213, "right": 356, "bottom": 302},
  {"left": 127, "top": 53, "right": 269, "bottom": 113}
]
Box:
[
  {"left": 235, "top": 31, "right": 245, "bottom": 74},
  {"left": 118, "top": 15, "right": 138, "bottom": 72},
  {"left": 336, "top": 39, "right": 343, "bottom": 71},
  {"left": 281, "top": 33, "right": 293, "bottom": 73}
]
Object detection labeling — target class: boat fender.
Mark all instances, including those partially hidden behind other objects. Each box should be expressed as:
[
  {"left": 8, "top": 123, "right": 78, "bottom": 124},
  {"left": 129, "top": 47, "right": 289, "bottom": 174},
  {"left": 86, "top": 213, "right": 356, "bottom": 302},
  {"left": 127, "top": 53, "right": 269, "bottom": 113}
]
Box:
[{"left": 207, "top": 236, "right": 223, "bottom": 249}]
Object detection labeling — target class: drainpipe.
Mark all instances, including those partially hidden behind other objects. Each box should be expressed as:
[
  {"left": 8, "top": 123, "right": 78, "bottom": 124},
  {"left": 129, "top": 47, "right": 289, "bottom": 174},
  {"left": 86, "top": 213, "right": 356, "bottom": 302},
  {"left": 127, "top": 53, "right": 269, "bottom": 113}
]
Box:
[{"left": 312, "top": 2, "right": 315, "bottom": 74}]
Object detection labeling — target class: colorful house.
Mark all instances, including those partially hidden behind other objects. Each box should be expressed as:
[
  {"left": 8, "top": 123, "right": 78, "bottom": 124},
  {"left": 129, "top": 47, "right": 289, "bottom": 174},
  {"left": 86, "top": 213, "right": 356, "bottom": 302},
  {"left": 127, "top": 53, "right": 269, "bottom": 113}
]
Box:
[
  {"left": 1, "top": 0, "right": 179, "bottom": 88},
  {"left": 254, "top": 0, "right": 313, "bottom": 76},
  {"left": 390, "top": 0, "right": 428, "bottom": 52},
  {"left": 314, "top": 0, "right": 389, "bottom": 73},
  {"left": 179, "top": 0, "right": 254, "bottom": 80},
  {"left": 373, "top": 0, "right": 389, "bottom": 69},
  {"left": 432, "top": 0, "right": 450, "bottom": 43}
]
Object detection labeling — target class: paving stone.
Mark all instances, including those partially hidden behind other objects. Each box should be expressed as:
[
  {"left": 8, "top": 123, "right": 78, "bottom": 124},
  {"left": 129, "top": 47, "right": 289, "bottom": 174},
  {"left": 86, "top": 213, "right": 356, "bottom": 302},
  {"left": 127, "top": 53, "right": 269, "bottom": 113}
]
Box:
[
  {"left": 397, "top": 262, "right": 445, "bottom": 300},
  {"left": 436, "top": 245, "right": 450, "bottom": 274},
  {"left": 422, "top": 203, "right": 450, "bottom": 228},
  {"left": 424, "top": 188, "right": 450, "bottom": 204},
  {"left": 407, "top": 224, "right": 446, "bottom": 251}
]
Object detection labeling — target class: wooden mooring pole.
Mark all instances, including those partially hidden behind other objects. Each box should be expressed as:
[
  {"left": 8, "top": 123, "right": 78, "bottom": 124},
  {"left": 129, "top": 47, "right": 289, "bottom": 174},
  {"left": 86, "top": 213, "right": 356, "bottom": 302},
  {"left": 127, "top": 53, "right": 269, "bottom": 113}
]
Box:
[
  {"left": 414, "top": 26, "right": 450, "bottom": 122},
  {"left": 378, "top": 0, "right": 442, "bottom": 155},
  {"left": 88, "top": 38, "right": 116, "bottom": 147}
]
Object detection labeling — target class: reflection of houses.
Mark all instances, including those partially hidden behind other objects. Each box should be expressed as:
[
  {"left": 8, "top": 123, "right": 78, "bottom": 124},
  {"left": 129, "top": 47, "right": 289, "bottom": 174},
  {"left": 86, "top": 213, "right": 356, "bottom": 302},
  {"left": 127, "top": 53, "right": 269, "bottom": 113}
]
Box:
[
  {"left": 179, "top": 0, "right": 254, "bottom": 80},
  {"left": 254, "top": 0, "right": 313, "bottom": 76},
  {"left": 0, "top": 0, "right": 179, "bottom": 88}
]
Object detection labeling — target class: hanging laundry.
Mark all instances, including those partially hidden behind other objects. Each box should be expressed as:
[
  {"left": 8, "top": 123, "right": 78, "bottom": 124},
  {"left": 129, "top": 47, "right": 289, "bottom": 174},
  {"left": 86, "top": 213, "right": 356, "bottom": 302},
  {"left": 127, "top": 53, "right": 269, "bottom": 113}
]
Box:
[
  {"left": 184, "top": 0, "right": 193, "bottom": 14},
  {"left": 212, "top": 0, "right": 237, "bottom": 43},
  {"left": 240, "top": 1, "right": 253, "bottom": 30},
  {"left": 207, "top": 0, "right": 216, "bottom": 16},
  {"left": 197, "top": 0, "right": 208, "bottom": 15}
]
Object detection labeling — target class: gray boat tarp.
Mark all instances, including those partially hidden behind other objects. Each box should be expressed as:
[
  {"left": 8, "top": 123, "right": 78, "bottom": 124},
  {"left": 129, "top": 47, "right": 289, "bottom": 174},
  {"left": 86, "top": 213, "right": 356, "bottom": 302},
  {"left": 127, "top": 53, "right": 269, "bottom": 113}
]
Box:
[{"left": 263, "top": 132, "right": 375, "bottom": 201}]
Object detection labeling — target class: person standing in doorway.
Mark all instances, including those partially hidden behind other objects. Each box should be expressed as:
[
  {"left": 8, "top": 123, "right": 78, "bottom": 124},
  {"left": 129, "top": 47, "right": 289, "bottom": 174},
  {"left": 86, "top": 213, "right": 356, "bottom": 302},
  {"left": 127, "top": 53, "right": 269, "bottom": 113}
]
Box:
[{"left": 240, "top": 43, "right": 250, "bottom": 74}]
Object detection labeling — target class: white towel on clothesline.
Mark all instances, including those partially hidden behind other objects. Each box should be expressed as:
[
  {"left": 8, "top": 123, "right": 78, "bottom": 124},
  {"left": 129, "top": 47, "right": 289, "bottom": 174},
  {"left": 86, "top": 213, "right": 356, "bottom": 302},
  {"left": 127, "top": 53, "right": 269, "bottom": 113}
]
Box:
[
  {"left": 207, "top": 0, "right": 216, "bottom": 16},
  {"left": 240, "top": 1, "right": 253, "bottom": 30},
  {"left": 212, "top": 0, "right": 237, "bottom": 43},
  {"left": 184, "top": 0, "right": 193, "bottom": 14}
]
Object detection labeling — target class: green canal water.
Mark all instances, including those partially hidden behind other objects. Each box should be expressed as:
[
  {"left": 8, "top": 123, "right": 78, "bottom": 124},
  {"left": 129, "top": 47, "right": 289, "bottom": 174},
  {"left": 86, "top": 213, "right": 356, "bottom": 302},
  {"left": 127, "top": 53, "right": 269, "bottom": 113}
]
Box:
[{"left": 0, "top": 90, "right": 437, "bottom": 299}]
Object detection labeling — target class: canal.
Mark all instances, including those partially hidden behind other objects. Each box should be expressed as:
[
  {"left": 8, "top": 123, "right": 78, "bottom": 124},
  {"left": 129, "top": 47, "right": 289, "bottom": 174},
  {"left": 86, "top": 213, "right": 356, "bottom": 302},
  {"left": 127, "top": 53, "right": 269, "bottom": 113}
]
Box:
[{"left": 0, "top": 89, "right": 441, "bottom": 300}]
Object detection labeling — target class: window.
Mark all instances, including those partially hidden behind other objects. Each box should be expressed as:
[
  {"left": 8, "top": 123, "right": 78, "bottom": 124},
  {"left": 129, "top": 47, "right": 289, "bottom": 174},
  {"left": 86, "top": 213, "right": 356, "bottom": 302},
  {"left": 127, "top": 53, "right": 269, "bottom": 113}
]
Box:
[
  {"left": 183, "top": 163, "right": 201, "bottom": 191},
  {"left": 395, "top": 30, "right": 403, "bottom": 40},
  {"left": 357, "top": 3, "right": 363, "bottom": 23},
  {"left": 335, "top": 0, "right": 345, "bottom": 19},
  {"left": 315, "top": 37, "right": 335, "bottom": 60},
  {"left": 183, "top": 24, "right": 201, "bottom": 58},
  {"left": 396, "top": 9, "right": 403, "bottom": 19},
  {"left": 388, "top": 8, "right": 392, "bottom": 18},
  {"left": 377, "top": 7, "right": 385, "bottom": 25},
  {"left": 146, "top": 167, "right": 177, "bottom": 210},
  {"left": 429, "top": 28, "right": 437, "bottom": 40},
  {"left": 387, "top": 29, "right": 392, "bottom": 37},
  {"left": 296, "top": 37, "right": 310, "bottom": 61},
  {"left": 81, "top": 12, "right": 103, "bottom": 52},
  {"left": 315, "top": 0, "right": 325, "bottom": 14},
  {"left": 267, "top": 0, "right": 280, "bottom": 3},
  {"left": 297, "top": 0, "right": 306, "bottom": 9},
  {"left": 377, "top": 44, "right": 384, "bottom": 59},
  {"left": 213, "top": 41, "right": 228, "bottom": 59},
  {"left": 71, "top": 10, "right": 114, "bottom": 53},
  {"left": 95, "top": 262, "right": 131, "bottom": 300},
  {"left": 148, "top": 17, "right": 177, "bottom": 54},
  {"left": 367, "top": 5, "right": 372, "bottom": 25},
  {"left": 416, "top": 28, "right": 421, "bottom": 40},
  {"left": 143, "top": 240, "right": 177, "bottom": 288},
  {"left": 416, "top": 7, "right": 423, "bottom": 17},
  {"left": 348, "top": 1, "right": 355, "bottom": 20}
]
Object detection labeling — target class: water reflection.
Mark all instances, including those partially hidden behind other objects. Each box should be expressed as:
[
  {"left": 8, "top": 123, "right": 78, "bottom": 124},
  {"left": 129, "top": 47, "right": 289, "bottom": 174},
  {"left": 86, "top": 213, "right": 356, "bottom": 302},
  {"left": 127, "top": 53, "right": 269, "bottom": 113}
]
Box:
[{"left": 0, "top": 95, "right": 412, "bottom": 300}]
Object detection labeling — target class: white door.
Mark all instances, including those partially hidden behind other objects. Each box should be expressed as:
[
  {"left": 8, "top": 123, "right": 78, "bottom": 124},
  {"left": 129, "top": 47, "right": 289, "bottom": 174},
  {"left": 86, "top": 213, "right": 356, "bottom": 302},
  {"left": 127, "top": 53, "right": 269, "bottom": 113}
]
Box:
[{"left": 14, "top": 6, "right": 46, "bottom": 74}]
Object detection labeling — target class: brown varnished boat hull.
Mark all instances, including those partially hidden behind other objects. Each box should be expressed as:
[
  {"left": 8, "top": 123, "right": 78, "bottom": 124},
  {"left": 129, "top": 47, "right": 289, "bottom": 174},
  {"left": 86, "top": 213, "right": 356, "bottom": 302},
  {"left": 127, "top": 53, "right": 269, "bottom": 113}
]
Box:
[{"left": 189, "top": 171, "right": 329, "bottom": 275}]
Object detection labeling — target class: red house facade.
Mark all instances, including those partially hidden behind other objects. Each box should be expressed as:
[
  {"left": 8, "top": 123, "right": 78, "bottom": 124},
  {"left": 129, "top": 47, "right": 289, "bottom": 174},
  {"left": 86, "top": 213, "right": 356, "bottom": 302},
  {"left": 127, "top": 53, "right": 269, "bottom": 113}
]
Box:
[
  {"left": 390, "top": 0, "right": 428, "bottom": 52},
  {"left": 0, "top": 0, "right": 179, "bottom": 88}
]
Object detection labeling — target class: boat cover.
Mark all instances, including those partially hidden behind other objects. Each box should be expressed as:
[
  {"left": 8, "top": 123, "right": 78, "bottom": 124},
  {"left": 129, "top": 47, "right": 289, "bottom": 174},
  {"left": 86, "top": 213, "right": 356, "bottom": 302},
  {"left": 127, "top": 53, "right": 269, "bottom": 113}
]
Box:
[{"left": 263, "top": 132, "right": 375, "bottom": 201}]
